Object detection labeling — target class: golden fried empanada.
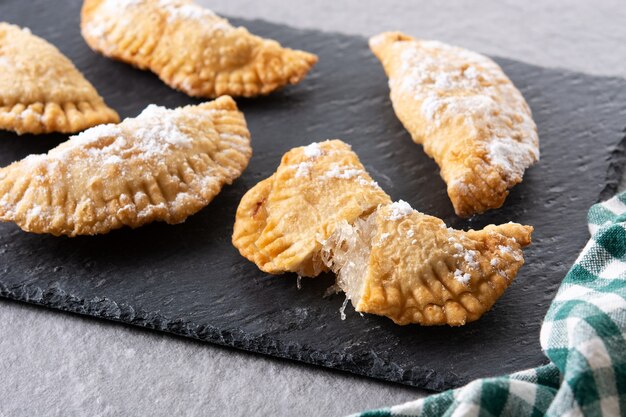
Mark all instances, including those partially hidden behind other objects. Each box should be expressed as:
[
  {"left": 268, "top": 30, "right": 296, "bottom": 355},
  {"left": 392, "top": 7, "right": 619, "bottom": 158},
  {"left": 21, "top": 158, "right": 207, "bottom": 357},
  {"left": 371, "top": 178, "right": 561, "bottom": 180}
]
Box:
[
  {"left": 322, "top": 200, "right": 533, "bottom": 326},
  {"left": 232, "top": 140, "right": 391, "bottom": 277},
  {"left": 81, "top": 0, "right": 318, "bottom": 98},
  {"left": 370, "top": 32, "right": 539, "bottom": 217},
  {"left": 0, "top": 22, "right": 119, "bottom": 135},
  {"left": 0, "top": 96, "right": 251, "bottom": 236}
]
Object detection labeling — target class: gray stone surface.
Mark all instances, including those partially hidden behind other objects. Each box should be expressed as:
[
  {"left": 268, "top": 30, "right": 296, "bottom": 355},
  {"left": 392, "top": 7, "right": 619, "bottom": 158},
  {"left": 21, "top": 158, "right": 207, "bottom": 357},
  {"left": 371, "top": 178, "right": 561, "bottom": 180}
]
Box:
[{"left": 1, "top": 1, "right": 625, "bottom": 416}]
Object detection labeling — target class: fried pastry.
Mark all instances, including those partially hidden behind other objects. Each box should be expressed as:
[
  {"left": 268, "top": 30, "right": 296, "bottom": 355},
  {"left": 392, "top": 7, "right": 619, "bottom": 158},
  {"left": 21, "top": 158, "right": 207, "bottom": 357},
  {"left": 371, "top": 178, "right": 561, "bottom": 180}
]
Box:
[
  {"left": 322, "top": 200, "right": 533, "bottom": 326},
  {"left": 370, "top": 32, "right": 539, "bottom": 217},
  {"left": 0, "top": 96, "right": 251, "bottom": 236},
  {"left": 81, "top": 0, "right": 318, "bottom": 98},
  {"left": 0, "top": 22, "right": 119, "bottom": 135},
  {"left": 232, "top": 140, "right": 391, "bottom": 277}
]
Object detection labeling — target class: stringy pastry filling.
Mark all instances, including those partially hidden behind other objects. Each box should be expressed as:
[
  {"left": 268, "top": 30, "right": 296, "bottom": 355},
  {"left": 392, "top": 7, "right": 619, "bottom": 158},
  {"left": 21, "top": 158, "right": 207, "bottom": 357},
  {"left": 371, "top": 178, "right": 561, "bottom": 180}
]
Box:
[{"left": 321, "top": 213, "right": 378, "bottom": 313}]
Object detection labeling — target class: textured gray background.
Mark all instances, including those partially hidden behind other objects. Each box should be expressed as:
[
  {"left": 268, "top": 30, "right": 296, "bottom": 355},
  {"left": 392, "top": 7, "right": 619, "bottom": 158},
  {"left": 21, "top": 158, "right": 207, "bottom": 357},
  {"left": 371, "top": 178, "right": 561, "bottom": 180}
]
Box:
[{"left": 1, "top": 1, "right": 625, "bottom": 416}]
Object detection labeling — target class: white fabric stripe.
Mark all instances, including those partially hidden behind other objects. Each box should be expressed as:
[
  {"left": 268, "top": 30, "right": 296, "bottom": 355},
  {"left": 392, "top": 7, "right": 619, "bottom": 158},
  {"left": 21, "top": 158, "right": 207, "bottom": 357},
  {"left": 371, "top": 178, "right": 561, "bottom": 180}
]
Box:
[
  {"left": 566, "top": 317, "right": 598, "bottom": 348},
  {"left": 544, "top": 317, "right": 602, "bottom": 350},
  {"left": 454, "top": 380, "right": 482, "bottom": 402},
  {"left": 450, "top": 402, "right": 481, "bottom": 417},
  {"left": 600, "top": 395, "right": 620, "bottom": 417},
  {"left": 390, "top": 398, "right": 424, "bottom": 415},
  {"left": 577, "top": 336, "right": 612, "bottom": 368},
  {"left": 547, "top": 382, "right": 584, "bottom": 417},
  {"left": 603, "top": 196, "right": 626, "bottom": 215},
  {"left": 502, "top": 379, "right": 537, "bottom": 414},
  {"left": 578, "top": 245, "right": 615, "bottom": 275},
  {"left": 599, "top": 259, "right": 626, "bottom": 279},
  {"left": 540, "top": 320, "right": 553, "bottom": 349},
  {"left": 556, "top": 285, "right": 626, "bottom": 315},
  {"left": 511, "top": 367, "right": 538, "bottom": 383}
]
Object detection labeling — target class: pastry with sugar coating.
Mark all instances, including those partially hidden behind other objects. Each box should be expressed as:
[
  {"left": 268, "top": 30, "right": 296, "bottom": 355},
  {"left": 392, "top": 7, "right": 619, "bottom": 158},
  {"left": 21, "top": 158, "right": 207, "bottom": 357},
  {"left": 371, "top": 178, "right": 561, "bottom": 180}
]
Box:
[
  {"left": 81, "top": 0, "right": 318, "bottom": 98},
  {"left": 322, "top": 200, "right": 533, "bottom": 326},
  {"left": 0, "top": 96, "right": 251, "bottom": 236},
  {"left": 370, "top": 32, "right": 539, "bottom": 217},
  {"left": 0, "top": 22, "right": 118, "bottom": 135},
  {"left": 232, "top": 140, "right": 391, "bottom": 277}
]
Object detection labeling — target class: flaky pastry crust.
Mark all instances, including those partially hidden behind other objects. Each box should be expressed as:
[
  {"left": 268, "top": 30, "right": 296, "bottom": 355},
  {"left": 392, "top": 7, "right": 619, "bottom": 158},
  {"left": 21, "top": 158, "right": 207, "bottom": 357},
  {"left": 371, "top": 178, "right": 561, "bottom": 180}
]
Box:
[
  {"left": 370, "top": 32, "right": 539, "bottom": 217},
  {"left": 0, "top": 96, "right": 251, "bottom": 236},
  {"left": 232, "top": 140, "right": 391, "bottom": 277},
  {"left": 0, "top": 22, "right": 119, "bottom": 135},
  {"left": 81, "top": 0, "right": 318, "bottom": 98},
  {"left": 323, "top": 201, "right": 533, "bottom": 326}
]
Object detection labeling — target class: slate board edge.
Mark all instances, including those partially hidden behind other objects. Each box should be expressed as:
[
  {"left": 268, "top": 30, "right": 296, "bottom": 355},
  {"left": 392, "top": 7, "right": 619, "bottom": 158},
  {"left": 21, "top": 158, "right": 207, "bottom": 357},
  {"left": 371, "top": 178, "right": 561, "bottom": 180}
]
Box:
[{"left": 0, "top": 284, "right": 460, "bottom": 391}]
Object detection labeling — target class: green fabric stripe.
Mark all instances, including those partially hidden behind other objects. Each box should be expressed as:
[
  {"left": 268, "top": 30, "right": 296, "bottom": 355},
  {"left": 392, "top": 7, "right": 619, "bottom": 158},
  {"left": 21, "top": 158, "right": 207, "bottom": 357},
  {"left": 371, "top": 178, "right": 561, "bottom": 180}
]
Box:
[
  {"left": 479, "top": 379, "right": 509, "bottom": 416},
  {"left": 530, "top": 385, "right": 557, "bottom": 417},
  {"left": 596, "top": 224, "right": 626, "bottom": 258},
  {"left": 421, "top": 391, "right": 456, "bottom": 416},
  {"left": 614, "top": 362, "right": 626, "bottom": 414},
  {"left": 534, "top": 364, "right": 561, "bottom": 389},
  {"left": 565, "top": 264, "right": 597, "bottom": 284},
  {"left": 564, "top": 350, "right": 600, "bottom": 410},
  {"left": 588, "top": 204, "right": 617, "bottom": 225},
  {"left": 359, "top": 410, "right": 392, "bottom": 417}
]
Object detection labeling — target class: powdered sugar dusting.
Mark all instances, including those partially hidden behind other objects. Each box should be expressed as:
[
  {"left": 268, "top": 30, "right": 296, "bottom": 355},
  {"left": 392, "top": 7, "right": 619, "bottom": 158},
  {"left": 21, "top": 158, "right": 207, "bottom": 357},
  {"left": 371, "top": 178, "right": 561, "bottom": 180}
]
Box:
[
  {"left": 134, "top": 104, "right": 193, "bottom": 149},
  {"left": 158, "top": 0, "right": 232, "bottom": 31},
  {"left": 18, "top": 107, "right": 43, "bottom": 123},
  {"left": 29, "top": 206, "right": 42, "bottom": 217},
  {"left": 454, "top": 269, "right": 471, "bottom": 285},
  {"left": 103, "top": 155, "right": 123, "bottom": 165},
  {"left": 463, "top": 249, "right": 478, "bottom": 269},
  {"left": 323, "top": 164, "right": 364, "bottom": 180},
  {"left": 487, "top": 137, "right": 539, "bottom": 181},
  {"left": 450, "top": 236, "right": 480, "bottom": 269},
  {"left": 499, "top": 244, "right": 522, "bottom": 261},
  {"left": 388, "top": 38, "right": 539, "bottom": 181},
  {"left": 387, "top": 200, "right": 413, "bottom": 221},
  {"left": 303, "top": 142, "right": 323, "bottom": 158},
  {"left": 24, "top": 104, "right": 203, "bottom": 173},
  {"left": 88, "top": 0, "right": 232, "bottom": 45},
  {"left": 294, "top": 162, "right": 311, "bottom": 178}
]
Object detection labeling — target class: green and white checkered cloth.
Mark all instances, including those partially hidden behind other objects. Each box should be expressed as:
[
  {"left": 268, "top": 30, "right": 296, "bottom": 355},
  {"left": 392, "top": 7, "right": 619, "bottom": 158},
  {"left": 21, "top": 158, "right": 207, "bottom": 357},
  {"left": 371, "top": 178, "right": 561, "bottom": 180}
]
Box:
[{"left": 351, "top": 192, "right": 626, "bottom": 417}]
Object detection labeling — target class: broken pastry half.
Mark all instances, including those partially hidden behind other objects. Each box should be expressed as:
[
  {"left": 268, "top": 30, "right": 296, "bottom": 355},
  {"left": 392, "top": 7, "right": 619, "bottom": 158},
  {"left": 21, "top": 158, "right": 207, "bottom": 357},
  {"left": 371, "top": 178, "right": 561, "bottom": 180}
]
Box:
[
  {"left": 0, "top": 22, "right": 119, "bottom": 135},
  {"left": 232, "top": 140, "right": 391, "bottom": 277},
  {"left": 0, "top": 96, "right": 251, "bottom": 236},
  {"left": 322, "top": 201, "right": 532, "bottom": 326},
  {"left": 234, "top": 141, "right": 533, "bottom": 326},
  {"left": 370, "top": 32, "right": 539, "bottom": 217},
  {"left": 81, "top": 0, "right": 318, "bottom": 98}
]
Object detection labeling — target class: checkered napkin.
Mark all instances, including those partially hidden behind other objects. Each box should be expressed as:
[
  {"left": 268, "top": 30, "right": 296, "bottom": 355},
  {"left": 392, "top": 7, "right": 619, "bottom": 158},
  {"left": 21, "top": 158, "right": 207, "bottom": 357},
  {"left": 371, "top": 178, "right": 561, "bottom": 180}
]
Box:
[{"left": 351, "top": 192, "right": 626, "bottom": 417}]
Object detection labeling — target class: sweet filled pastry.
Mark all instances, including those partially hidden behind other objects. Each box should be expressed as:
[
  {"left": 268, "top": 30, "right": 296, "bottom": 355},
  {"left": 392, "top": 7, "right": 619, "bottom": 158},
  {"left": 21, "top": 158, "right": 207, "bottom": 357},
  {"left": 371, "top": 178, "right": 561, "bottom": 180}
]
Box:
[
  {"left": 232, "top": 140, "right": 391, "bottom": 277},
  {"left": 0, "top": 22, "right": 119, "bottom": 135},
  {"left": 370, "top": 32, "right": 539, "bottom": 217},
  {"left": 81, "top": 0, "right": 318, "bottom": 98},
  {"left": 234, "top": 141, "right": 533, "bottom": 326},
  {"left": 0, "top": 96, "right": 251, "bottom": 236},
  {"left": 322, "top": 200, "right": 532, "bottom": 326}
]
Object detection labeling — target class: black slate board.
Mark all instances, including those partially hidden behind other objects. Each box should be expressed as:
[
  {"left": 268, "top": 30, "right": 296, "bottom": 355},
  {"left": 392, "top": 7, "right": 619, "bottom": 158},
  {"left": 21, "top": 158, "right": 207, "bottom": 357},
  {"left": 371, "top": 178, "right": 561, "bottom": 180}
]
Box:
[{"left": 1, "top": 0, "right": 626, "bottom": 391}]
